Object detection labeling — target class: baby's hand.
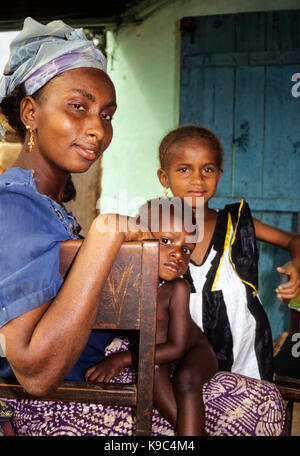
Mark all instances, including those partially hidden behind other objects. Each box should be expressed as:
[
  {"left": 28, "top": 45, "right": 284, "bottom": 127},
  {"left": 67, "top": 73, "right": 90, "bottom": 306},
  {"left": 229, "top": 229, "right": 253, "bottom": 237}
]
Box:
[
  {"left": 84, "top": 352, "right": 128, "bottom": 383},
  {"left": 276, "top": 262, "right": 300, "bottom": 302}
]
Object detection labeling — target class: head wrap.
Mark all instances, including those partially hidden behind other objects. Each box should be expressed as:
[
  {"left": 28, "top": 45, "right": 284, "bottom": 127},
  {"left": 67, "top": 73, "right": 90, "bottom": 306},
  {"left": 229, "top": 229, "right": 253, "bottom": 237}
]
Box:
[{"left": 0, "top": 16, "right": 107, "bottom": 139}]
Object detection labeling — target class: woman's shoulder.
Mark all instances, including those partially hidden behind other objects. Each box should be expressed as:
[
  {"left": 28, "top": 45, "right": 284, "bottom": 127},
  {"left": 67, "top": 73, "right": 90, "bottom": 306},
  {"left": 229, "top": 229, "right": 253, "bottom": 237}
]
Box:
[
  {"left": 0, "top": 168, "right": 47, "bottom": 216},
  {"left": 0, "top": 167, "right": 33, "bottom": 185},
  {"left": 0, "top": 167, "right": 79, "bottom": 239},
  {"left": 0, "top": 168, "right": 37, "bottom": 202}
]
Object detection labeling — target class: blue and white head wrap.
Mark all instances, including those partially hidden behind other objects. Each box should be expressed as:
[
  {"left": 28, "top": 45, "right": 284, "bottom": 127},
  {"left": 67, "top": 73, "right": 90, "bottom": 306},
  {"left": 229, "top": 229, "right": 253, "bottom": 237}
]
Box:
[{"left": 0, "top": 17, "right": 107, "bottom": 139}]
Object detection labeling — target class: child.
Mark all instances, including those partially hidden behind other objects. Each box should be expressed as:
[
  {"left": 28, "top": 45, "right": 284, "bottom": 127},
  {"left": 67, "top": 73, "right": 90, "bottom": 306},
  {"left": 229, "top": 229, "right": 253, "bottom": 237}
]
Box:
[
  {"left": 157, "top": 125, "right": 300, "bottom": 382},
  {"left": 85, "top": 198, "right": 218, "bottom": 436}
]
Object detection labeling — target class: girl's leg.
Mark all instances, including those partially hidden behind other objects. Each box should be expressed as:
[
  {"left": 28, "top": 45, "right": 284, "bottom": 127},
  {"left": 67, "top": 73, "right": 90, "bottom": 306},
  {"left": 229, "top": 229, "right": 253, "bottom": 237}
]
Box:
[
  {"left": 173, "top": 343, "right": 217, "bottom": 436},
  {"left": 153, "top": 364, "right": 177, "bottom": 429}
]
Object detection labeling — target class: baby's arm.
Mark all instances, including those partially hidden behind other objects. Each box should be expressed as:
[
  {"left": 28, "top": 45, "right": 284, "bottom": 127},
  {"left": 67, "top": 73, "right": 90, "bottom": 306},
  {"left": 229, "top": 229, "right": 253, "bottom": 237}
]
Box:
[
  {"left": 85, "top": 279, "right": 192, "bottom": 382},
  {"left": 154, "top": 279, "right": 192, "bottom": 365},
  {"left": 253, "top": 218, "right": 300, "bottom": 300},
  {"left": 85, "top": 350, "right": 133, "bottom": 383}
]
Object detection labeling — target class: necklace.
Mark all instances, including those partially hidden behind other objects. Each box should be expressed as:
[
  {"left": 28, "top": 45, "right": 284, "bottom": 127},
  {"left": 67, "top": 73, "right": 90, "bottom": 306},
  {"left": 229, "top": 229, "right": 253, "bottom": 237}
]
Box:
[{"left": 158, "top": 280, "right": 165, "bottom": 288}]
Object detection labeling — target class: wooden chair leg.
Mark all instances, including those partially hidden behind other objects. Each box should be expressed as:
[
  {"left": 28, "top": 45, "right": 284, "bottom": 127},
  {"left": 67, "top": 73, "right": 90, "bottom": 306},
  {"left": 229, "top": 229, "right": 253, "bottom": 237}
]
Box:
[{"left": 285, "top": 400, "right": 294, "bottom": 436}]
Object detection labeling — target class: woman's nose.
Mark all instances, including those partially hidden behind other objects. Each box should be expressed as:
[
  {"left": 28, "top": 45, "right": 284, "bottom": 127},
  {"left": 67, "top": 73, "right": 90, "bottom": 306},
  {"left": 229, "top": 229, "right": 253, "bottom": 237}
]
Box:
[{"left": 85, "top": 117, "right": 105, "bottom": 141}]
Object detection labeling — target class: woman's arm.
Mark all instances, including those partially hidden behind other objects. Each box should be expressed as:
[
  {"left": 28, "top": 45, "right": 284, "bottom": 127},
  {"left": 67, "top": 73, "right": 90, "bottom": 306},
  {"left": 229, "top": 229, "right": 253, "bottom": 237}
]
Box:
[
  {"left": 0, "top": 214, "right": 149, "bottom": 396},
  {"left": 253, "top": 217, "right": 300, "bottom": 300}
]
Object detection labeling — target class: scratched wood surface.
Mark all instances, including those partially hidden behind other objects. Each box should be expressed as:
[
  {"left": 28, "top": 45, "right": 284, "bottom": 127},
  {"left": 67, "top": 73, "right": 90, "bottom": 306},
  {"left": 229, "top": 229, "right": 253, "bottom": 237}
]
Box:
[
  {"left": 180, "top": 10, "right": 300, "bottom": 339},
  {"left": 59, "top": 240, "right": 147, "bottom": 329}
]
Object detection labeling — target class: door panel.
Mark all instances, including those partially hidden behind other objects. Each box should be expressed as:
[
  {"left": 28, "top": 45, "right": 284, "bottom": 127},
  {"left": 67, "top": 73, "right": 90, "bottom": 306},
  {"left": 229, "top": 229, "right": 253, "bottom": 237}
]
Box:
[{"left": 180, "top": 11, "right": 300, "bottom": 339}]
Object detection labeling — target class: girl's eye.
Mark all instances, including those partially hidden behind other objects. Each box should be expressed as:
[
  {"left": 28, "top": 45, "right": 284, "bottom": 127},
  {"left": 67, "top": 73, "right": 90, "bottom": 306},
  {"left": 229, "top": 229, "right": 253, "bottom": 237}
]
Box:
[
  {"left": 182, "top": 246, "right": 191, "bottom": 255},
  {"left": 161, "top": 238, "right": 171, "bottom": 245},
  {"left": 178, "top": 167, "right": 189, "bottom": 173},
  {"left": 202, "top": 167, "right": 215, "bottom": 174}
]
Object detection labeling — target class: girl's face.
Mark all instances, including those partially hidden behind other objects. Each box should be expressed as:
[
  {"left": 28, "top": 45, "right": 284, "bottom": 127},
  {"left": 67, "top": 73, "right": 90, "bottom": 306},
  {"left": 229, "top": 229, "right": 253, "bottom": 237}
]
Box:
[
  {"left": 158, "top": 138, "right": 223, "bottom": 208},
  {"left": 23, "top": 67, "right": 117, "bottom": 175}
]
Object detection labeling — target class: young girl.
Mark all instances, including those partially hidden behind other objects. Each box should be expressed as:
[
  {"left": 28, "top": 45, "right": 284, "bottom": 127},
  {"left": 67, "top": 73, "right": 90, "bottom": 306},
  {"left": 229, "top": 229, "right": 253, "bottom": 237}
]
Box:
[
  {"left": 85, "top": 198, "right": 218, "bottom": 436},
  {"left": 157, "top": 125, "right": 300, "bottom": 381}
]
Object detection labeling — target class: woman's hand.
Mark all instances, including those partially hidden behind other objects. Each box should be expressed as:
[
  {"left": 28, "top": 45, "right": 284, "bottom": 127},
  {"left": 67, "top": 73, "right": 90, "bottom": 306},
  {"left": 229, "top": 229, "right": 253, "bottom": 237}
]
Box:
[
  {"left": 94, "top": 213, "right": 153, "bottom": 242},
  {"left": 84, "top": 351, "right": 130, "bottom": 383},
  {"left": 276, "top": 262, "right": 300, "bottom": 302}
]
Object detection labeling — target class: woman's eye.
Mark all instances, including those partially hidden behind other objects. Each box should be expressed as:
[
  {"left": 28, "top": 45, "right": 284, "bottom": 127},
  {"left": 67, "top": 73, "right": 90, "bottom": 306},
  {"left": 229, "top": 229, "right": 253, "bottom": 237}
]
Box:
[
  {"left": 101, "top": 113, "right": 113, "bottom": 121},
  {"left": 71, "top": 103, "right": 85, "bottom": 111}
]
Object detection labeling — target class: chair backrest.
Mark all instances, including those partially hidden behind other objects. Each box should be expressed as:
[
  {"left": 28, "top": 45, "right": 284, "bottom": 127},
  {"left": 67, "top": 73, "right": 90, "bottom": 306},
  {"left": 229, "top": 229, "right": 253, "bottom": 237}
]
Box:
[
  {"left": 60, "top": 239, "right": 159, "bottom": 330},
  {"left": 0, "top": 239, "right": 159, "bottom": 436}
]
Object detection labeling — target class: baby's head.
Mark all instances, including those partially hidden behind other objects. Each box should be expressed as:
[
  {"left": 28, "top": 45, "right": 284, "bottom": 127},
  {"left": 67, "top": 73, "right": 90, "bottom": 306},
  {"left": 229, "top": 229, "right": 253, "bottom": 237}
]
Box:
[
  {"left": 157, "top": 125, "right": 224, "bottom": 207},
  {"left": 138, "top": 197, "right": 196, "bottom": 281}
]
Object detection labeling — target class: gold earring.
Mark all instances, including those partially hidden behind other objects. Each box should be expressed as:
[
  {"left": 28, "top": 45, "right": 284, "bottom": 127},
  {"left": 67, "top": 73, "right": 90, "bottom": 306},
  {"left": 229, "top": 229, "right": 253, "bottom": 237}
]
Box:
[
  {"left": 26, "top": 125, "right": 34, "bottom": 152},
  {"left": 164, "top": 188, "right": 169, "bottom": 197}
]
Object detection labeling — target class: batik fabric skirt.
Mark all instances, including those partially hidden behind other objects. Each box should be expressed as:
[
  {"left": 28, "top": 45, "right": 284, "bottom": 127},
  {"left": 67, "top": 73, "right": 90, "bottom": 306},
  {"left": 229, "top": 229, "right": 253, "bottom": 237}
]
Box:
[{"left": 3, "top": 339, "right": 285, "bottom": 436}]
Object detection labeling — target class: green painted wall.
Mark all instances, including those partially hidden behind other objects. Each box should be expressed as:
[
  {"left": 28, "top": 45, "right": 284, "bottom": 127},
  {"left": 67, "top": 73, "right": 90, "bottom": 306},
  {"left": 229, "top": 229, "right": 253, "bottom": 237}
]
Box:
[{"left": 101, "top": 0, "right": 300, "bottom": 215}]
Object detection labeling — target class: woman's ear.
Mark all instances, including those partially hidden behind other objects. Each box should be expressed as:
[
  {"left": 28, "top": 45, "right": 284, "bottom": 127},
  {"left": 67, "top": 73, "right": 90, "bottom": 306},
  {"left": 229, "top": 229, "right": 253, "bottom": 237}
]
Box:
[
  {"left": 157, "top": 168, "right": 169, "bottom": 190},
  {"left": 20, "top": 96, "right": 39, "bottom": 129}
]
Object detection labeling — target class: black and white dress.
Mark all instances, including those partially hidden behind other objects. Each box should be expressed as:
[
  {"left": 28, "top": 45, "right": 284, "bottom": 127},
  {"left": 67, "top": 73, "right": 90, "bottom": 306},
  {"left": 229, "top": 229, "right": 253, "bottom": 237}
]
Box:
[{"left": 184, "top": 200, "right": 274, "bottom": 381}]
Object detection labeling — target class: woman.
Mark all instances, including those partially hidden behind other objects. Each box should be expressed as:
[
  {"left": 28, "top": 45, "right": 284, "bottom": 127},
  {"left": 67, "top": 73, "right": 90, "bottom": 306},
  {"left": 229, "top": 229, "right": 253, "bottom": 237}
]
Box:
[{"left": 0, "top": 17, "right": 285, "bottom": 436}]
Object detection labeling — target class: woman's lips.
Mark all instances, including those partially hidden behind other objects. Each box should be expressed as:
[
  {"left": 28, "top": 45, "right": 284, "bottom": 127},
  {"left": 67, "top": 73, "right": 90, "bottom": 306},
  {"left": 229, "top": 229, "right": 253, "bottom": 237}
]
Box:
[{"left": 74, "top": 144, "right": 100, "bottom": 161}]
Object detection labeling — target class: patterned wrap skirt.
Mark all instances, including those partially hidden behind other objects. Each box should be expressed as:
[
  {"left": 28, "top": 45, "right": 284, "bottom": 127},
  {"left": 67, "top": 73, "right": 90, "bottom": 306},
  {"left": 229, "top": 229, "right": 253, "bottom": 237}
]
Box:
[{"left": 2, "top": 339, "right": 285, "bottom": 436}]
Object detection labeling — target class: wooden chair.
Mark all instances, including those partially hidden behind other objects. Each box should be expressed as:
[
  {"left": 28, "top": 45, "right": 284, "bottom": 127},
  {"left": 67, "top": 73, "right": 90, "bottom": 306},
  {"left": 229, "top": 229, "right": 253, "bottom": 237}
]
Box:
[{"left": 0, "top": 239, "right": 159, "bottom": 436}]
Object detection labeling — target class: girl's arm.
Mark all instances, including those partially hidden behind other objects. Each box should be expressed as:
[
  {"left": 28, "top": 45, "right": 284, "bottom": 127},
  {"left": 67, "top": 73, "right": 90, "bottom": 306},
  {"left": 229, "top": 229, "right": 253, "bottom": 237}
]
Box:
[
  {"left": 253, "top": 217, "right": 300, "bottom": 300},
  {"left": 0, "top": 214, "right": 150, "bottom": 396},
  {"left": 154, "top": 279, "right": 193, "bottom": 365}
]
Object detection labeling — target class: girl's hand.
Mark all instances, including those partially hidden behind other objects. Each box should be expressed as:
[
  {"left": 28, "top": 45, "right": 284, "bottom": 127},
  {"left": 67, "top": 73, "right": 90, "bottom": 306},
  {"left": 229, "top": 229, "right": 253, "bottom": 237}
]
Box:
[
  {"left": 84, "top": 352, "right": 128, "bottom": 383},
  {"left": 276, "top": 262, "right": 300, "bottom": 302}
]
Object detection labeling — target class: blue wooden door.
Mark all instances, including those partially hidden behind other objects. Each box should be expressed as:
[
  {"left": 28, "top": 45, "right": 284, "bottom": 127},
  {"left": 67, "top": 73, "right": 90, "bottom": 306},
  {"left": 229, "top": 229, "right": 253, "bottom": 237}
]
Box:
[{"left": 180, "top": 10, "right": 300, "bottom": 340}]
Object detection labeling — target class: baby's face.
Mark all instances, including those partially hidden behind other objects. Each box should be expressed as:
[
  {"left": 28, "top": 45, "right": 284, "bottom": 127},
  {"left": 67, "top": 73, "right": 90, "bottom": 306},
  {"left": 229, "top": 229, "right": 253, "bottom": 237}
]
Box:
[{"left": 153, "top": 224, "right": 195, "bottom": 281}]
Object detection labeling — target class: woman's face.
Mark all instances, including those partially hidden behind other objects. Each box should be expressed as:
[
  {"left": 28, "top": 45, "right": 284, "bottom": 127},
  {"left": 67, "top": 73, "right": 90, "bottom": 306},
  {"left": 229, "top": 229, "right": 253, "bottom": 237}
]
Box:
[{"left": 28, "top": 67, "right": 117, "bottom": 174}]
